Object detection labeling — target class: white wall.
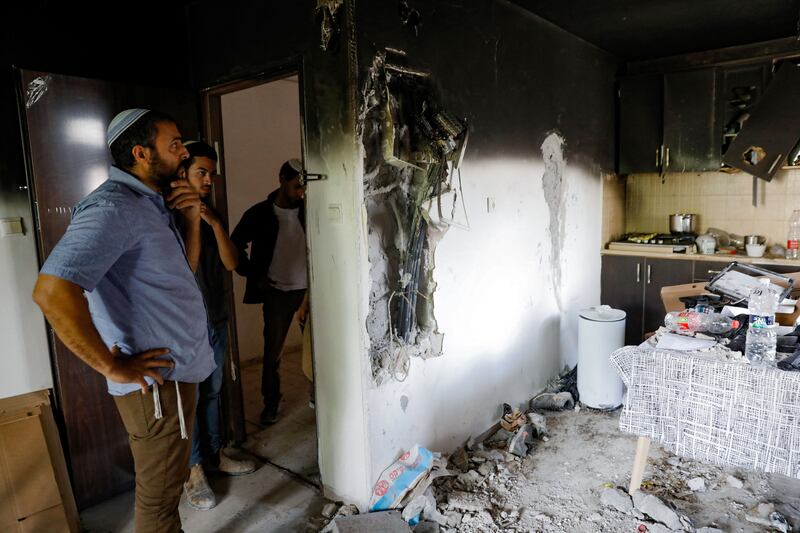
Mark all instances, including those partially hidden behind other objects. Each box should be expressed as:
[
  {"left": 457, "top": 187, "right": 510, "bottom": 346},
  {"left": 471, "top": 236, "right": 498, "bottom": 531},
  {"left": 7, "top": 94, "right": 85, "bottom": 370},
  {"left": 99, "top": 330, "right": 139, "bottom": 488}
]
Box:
[
  {"left": 221, "top": 77, "right": 303, "bottom": 363},
  {"left": 364, "top": 156, "right": 603, "bottom": 475},
  {"left": 0, "top": 194, "right": 53, "bottom": 399}
]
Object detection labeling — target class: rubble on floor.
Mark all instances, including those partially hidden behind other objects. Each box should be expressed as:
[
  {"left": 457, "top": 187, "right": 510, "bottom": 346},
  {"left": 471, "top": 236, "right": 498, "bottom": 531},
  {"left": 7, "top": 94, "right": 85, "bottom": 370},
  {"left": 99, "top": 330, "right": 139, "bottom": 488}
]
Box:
[{"left": 309, "top": 376, "right": 800, "bottom": 532}]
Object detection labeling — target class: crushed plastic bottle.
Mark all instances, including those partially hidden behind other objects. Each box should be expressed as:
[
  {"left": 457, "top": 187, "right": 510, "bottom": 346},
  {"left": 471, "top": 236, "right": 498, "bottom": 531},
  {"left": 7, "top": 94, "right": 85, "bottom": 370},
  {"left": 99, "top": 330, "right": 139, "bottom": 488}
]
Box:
[
  {"left": 745, "top": 277, "right": 778, "bottom": 366},
  {"left": 664, "top": 310, "right": 740, "bottom": 334},
  {"left": 787, "top": 210, "right": 800, "bottom": 259}
]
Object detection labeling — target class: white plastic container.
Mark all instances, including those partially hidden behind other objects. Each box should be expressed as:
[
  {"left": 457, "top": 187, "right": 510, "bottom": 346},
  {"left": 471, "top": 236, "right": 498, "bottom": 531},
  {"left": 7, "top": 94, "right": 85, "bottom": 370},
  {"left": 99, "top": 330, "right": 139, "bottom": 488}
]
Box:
[{"left": 577, "top": 305, "right": 626, "bottom": 409}]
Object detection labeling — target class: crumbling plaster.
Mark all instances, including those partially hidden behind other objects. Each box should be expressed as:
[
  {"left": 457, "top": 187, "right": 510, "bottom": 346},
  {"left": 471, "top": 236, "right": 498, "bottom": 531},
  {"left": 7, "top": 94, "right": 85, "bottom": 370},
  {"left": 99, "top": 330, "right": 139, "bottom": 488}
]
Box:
[{"left": 356, "top": 0, "right": 618, "bottom": 488}]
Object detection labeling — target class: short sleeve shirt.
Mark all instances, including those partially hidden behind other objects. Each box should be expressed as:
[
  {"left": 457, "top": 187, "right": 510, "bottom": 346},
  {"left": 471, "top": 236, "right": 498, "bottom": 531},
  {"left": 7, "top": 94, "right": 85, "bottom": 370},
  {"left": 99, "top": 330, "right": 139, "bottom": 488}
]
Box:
[{"left": 40, "top": 166, "right": 215, "bottom": 395}]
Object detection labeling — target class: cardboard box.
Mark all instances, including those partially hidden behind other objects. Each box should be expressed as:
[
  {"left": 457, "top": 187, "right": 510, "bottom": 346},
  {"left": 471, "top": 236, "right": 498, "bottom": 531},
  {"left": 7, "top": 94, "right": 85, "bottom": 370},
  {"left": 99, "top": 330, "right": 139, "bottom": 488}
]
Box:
[
  {"left": 0, "top": 391, "right": 78, "bottom": 532},
  {"left": 660, "top": 270, "right": 800, "bottom": 326}
]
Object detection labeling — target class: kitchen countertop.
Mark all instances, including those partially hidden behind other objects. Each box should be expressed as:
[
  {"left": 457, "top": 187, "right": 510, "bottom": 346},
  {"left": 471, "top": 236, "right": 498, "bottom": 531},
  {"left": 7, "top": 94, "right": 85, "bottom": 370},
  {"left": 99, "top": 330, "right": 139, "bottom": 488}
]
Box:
[{"left": 601, "top": 248, "right": 800, "bottom": 267}]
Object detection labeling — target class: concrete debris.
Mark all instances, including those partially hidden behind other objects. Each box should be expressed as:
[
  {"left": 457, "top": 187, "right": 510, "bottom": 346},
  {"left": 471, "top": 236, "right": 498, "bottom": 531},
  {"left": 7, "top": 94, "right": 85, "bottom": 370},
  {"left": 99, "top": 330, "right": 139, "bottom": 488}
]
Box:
[
  {"left": 632, "top": 492, "right": 683, "bottom": 531},
  {"left": 476, "top": 462, "right": 494, "bottom": 477},
  {"left": 725, "top": 474, "right": 744, "bottom": 489},
  {"left": 508, "top": 424, "right": 535, "bottom": 457},
  {"left": 454, "top": 470, "right": 484, "bottom": 492},
  {"left": 695, "top": 528, "right": 724, "bottom": 533},
  {"left": 485, "top": 428, "right": 514, "bottom": 445},
  {"left": 644, "top": 523, "right": 672, "bottom": 533},
  {"left": 443, "top": 511, "right": 462, "bottom": 527},
  {"left": 412, "top": 520, "right": 439, "bottom": 533},
  {"left": 600, "top": 487, "right": 633, "bottom": 514},
  {"left": 687, "top": 477, "right": 706, "bottom": 492},
  {"left": 526, "top": 412, "right": 547, "bottom": 435},
  {"left": 328, "top": 510, "right": 411, "bottom": 533},
  {"left": 472, "top": 449, "right": 505, "bottom": 462},
  {"left": 446, "top": 491, "right": 491, "bottom": 513},
  {"left": 322, "top": 503, "right": 340, "bottom": 519},
  {"left": 745, "top": 505, "right": 789, "bottom": 533},
  {"left": 529, "top": 391, "right": 575, "bottom": 410}
]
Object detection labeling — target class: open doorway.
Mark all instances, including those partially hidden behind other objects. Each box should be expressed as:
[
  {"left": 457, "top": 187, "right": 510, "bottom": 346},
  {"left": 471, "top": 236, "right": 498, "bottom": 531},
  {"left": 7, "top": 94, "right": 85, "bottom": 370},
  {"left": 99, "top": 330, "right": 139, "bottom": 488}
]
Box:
[{"left": 206, "top": 72, "right": 319, "bottom": 484}]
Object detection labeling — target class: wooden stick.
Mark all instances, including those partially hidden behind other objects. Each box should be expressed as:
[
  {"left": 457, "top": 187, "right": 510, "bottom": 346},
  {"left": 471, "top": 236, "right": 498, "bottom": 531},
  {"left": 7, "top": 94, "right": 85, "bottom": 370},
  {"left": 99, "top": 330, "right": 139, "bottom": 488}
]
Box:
[{"left": 628, "top": 436, "right": 651, "bottom": 495}]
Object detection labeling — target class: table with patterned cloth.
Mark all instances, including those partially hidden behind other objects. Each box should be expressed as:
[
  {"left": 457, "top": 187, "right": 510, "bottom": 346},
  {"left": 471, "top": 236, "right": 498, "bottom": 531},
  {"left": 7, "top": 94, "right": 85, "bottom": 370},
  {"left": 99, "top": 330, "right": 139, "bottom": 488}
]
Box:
[{"left": 609, "top": 345, "right": 800, "bottom": 493}]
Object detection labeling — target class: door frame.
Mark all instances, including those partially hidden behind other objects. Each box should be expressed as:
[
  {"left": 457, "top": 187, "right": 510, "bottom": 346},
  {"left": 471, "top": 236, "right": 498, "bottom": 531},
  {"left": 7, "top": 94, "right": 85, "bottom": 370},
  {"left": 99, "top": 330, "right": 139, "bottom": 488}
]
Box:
[{"left": 199, "top": 59, "right": 317, "bottom": 453}]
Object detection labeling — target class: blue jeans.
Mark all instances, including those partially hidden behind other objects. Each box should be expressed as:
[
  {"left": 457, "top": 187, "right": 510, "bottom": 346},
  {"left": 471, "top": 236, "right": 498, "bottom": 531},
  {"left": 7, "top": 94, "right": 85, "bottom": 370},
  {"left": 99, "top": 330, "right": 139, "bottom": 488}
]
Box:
[{"left": 190, "top": 322, "right": 228, "bottom": 466}]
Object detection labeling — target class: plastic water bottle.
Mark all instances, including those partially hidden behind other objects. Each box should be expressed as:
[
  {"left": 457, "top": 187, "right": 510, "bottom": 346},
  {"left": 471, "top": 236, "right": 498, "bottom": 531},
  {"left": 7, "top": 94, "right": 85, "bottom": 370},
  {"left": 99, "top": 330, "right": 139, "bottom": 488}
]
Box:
[
  {"left": 664, "top": 310, "right": 740, "bottom": 334},
  {"left": 745, "top": 277, "right": 778, "bottom": 365},
  {"left": 787, "top": 210, "right": 800, "bottom": 259}
]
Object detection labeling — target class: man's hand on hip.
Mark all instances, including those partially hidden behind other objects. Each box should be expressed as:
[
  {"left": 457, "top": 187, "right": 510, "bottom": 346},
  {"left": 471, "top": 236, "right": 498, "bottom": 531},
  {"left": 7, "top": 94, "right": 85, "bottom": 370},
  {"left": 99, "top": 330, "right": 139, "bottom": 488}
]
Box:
[{"left": 107, "top": 346, "right": 174, "bottom": 394}]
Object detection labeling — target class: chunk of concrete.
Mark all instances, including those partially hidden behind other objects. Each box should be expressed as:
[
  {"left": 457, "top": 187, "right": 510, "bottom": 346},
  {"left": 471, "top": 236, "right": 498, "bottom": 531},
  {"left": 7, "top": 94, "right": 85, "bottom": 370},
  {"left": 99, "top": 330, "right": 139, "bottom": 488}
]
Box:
[
  {"left": 322, "top": 503, "right": 340, "bottom": 519},
  {"left": 726, "top": 475, "right": 744, "bottom": 489},
  {"left": 600, "top": 487, "right": 633, "bottom": 514},
  {"left": 413, "top": 520, "right": 440, "bottom": 533},
  {"left": 455, "top": 470, "right": 484, "bottom": 492},
  {"left": 696, "top": 528, "right": 725, "bottom": 533},
  {"left": 508, "top": 424, "right": 535, "bottom": 457},
  {"left": 526, "top": 412, "right": 547, "bottom": 435},
  {"left": 330, "top": 510, "right": 411, "bottom": 533},
  {"left": 529, "top": 392, "right": 574, "bottom": 410},
  {"left": 632, "top": 492, "right": 683, "bottom": 531},
  {"left": 446, "top": 491, "right": 491, "bottom": 513},
  {"left": 687, "top": 477, "right": 706, "bottom": 492}
]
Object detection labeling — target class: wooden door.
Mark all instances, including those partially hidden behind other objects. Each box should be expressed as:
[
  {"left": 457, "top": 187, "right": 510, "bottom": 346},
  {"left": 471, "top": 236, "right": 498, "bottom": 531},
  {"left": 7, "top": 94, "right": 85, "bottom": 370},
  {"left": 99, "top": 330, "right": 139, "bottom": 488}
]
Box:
[
  {"left": 601, "top": 255, "right": 645, "bottom": 346},
  {"left": 643, "top": 258, "right": 695, "bottom": 335},
  {"left": 17, "top": 69, "right": 198, "bottom": 509}
]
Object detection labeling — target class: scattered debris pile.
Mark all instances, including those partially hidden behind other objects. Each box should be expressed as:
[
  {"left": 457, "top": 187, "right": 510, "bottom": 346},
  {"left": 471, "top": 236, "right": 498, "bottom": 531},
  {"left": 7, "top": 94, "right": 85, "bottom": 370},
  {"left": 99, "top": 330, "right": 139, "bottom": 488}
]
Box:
[{"left": 308, "top": 372, "right": 799, "bottom": 532}]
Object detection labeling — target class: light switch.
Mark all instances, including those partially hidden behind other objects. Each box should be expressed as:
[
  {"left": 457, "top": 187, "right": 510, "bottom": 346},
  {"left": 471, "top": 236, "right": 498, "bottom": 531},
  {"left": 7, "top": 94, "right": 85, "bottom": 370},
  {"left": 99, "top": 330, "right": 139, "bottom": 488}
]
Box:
[
  {"left": 327, "top": 204, "right": 343, "bottom": 224},
  {"left": 0, "top": 217, "right": 23, "bottom": 237}
]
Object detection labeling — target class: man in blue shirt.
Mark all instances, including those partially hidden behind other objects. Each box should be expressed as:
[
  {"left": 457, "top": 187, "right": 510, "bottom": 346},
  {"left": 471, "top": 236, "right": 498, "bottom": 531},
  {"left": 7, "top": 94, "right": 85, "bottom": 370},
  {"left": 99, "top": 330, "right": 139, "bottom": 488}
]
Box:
[{"left": 32, "top": 109, "right": 215, "bottom": 533}]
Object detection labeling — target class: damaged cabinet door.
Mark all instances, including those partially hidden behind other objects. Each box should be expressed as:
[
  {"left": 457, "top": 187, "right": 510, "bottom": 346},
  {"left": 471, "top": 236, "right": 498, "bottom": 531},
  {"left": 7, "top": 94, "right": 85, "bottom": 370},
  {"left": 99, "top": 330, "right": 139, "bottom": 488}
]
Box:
[
  {"left": 601, "top": 255, "right": 645, "bottom": 345},
  {"left": 619, "top": 74, "right": 663, "bottom": 175},
  {"left": 643, "top": 258, "right": 694, "bottom": 335},
  {"left": 722, "top": 62, "right": 800, "bottom": 181},
  {"left": 619, "top": 68, "right": 721, "bottom": 174},
  {"left": 662, "top": 69, "right": 722, "bottom": 172}
]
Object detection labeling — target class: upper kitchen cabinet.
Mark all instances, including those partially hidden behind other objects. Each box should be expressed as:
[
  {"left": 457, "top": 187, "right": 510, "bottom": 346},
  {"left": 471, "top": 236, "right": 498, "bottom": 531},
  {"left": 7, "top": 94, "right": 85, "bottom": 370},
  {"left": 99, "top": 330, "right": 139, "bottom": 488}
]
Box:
[
  {"left": 720, "top": 62, "right": 771, "bottom": 158},
  {"left": 619, "top": 67, "right": 721, "bottom": 174},
  {"left": 662, "top": 69, "right": 722, "bottom": 172},
  {"left": 722, "top": 62, "right": 800, "bottom": 181},
  {"left": 619, "top": 74, "right": 663, "bottom": 174}
]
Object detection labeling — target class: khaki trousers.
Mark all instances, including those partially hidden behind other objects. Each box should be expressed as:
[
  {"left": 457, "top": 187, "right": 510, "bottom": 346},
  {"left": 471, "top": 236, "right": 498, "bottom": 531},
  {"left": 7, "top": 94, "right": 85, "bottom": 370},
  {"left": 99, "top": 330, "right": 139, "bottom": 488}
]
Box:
[{"left": 114, "top": 381, "right": 197, "bottom": 533}]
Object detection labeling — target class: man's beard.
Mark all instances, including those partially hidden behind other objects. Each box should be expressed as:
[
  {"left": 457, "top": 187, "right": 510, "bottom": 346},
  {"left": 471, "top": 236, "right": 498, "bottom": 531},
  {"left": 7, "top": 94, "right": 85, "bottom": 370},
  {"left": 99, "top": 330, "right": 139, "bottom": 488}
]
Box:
[{"left": 149, "top": 152, "right": 178, "bottom": 193}]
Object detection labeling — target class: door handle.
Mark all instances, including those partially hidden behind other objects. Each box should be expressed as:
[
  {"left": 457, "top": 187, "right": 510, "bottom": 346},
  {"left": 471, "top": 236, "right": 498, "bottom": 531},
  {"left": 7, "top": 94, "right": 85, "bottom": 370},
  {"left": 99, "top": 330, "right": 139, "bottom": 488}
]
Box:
[
  {"left": 647, "top": 264, "right": 652, "bottom": 285},
  {"left": 301, "top": 172, "right": 327, "bottom": 185},
  {"left": 636, "top": 263, "right": 641, "bottom": 283}
]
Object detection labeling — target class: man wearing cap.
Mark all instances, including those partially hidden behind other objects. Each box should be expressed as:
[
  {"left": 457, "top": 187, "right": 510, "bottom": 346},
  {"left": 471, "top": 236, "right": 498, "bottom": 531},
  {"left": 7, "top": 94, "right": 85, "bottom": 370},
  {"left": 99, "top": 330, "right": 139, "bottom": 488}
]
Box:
[
  {"left": 32, "top": 109, "right": 215, "bottom": 533},
  {"left": 231, "top": 159, "right": 308, "bottom": 426}
]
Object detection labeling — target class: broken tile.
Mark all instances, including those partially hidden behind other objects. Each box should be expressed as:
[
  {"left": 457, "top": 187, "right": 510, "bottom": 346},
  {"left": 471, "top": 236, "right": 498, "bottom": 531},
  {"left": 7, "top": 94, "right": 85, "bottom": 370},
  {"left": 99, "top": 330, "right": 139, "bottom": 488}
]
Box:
[{"left": 329, "top": 510, "right": 410, "bottom": 533}]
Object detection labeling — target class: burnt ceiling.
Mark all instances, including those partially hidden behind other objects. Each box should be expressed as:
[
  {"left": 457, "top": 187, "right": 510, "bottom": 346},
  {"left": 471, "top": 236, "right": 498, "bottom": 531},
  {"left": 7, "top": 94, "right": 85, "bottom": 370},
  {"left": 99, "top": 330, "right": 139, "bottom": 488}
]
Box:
[{"left": 511, "top": 0, "right": 800, "bottom": 60}]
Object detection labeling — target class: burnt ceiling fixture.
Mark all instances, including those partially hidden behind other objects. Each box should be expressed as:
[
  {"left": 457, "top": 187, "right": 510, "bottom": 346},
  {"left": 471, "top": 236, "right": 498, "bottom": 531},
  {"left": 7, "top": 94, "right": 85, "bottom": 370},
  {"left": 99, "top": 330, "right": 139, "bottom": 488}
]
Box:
[{"left": 510, "top": 0, "right": 800, "bottom": 60}]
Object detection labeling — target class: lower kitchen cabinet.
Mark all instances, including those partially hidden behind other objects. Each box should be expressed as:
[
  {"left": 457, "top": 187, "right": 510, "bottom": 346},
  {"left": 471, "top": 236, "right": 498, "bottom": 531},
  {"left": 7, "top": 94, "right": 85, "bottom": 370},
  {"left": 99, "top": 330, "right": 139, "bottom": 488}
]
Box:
[
  {"left": 602, "top": 255, "right": 800, "bottom": 346},
  {"left": 601, "top": 256, "right": 692, "bottom": 345},
  {"left": 643, "top": 258, "right": 694, "bottom": 335},
  {"left": 601, "top": 255, "right": 644, "bottom": 346}
]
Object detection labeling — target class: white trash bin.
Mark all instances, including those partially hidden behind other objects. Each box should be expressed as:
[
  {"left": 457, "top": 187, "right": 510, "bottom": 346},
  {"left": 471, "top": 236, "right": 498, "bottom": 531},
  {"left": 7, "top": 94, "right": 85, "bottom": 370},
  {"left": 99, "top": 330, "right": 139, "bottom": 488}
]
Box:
[{"left": 577, "top": 305, "right": 626, "bottom": 409}]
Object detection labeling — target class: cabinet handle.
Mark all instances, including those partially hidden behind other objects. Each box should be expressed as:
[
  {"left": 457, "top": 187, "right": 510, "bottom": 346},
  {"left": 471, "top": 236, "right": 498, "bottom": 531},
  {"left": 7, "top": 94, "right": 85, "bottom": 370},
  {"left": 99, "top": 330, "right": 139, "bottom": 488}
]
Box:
[
  {"left": 636, "top": 263, "right": 641, "bottom": 283},
  {"left": 647, "top": 264, "right": 652, "bottom": 284},
  {"left": 655, "top": 148, "right": 660, "bottom": 166},
  {"left": 665, "top": 147, "right": 670, "bottom": 168},
  {"left": 707, "top": 269, "right": 721, "bottom": 275}
]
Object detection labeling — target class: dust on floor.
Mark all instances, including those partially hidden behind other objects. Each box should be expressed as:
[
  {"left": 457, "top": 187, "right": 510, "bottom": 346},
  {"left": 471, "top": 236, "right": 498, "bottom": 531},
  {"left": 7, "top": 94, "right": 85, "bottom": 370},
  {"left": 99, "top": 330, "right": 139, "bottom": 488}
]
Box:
[{"left": 314, "top": 408, "right": 800, "bottom": 532}]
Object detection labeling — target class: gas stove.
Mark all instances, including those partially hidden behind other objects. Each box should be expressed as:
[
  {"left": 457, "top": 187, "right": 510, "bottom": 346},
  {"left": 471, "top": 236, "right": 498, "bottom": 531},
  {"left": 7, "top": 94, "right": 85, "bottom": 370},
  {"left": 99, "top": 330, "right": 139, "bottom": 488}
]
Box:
[{"left": 608, "top": 233, "right": 698, "bottom": 254}]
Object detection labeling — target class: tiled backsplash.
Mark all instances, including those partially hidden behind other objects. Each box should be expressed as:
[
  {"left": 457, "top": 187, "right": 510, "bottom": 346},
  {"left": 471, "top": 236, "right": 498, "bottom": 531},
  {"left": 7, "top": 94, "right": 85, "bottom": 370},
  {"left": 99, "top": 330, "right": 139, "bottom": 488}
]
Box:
[{"left": 625, "top": 167, "right": 800, "bottom": 245}]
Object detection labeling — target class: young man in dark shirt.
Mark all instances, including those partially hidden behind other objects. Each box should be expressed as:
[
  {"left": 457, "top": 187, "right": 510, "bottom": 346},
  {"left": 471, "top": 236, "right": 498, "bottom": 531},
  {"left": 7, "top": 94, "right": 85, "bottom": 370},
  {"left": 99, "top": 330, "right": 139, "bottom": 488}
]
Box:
[{"left": 178, "top": 141, "right": 256, "bottom": 510}]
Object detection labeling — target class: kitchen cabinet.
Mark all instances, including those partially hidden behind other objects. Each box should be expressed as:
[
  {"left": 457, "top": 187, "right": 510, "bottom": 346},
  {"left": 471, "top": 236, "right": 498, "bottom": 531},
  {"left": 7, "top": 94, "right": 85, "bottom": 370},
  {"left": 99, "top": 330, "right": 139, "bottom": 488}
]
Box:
[
  {"left": 618, "top": 68, "right": 721, "bottom": 174},
  {"left": 600, "top": 256, "right": 693, "bottom": 345},
  {"left": 601, "top": 255, "right": 644, "bottom": 345},
  {"left": 720, "top": 62, "right": 771, "bottom": 157}
]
